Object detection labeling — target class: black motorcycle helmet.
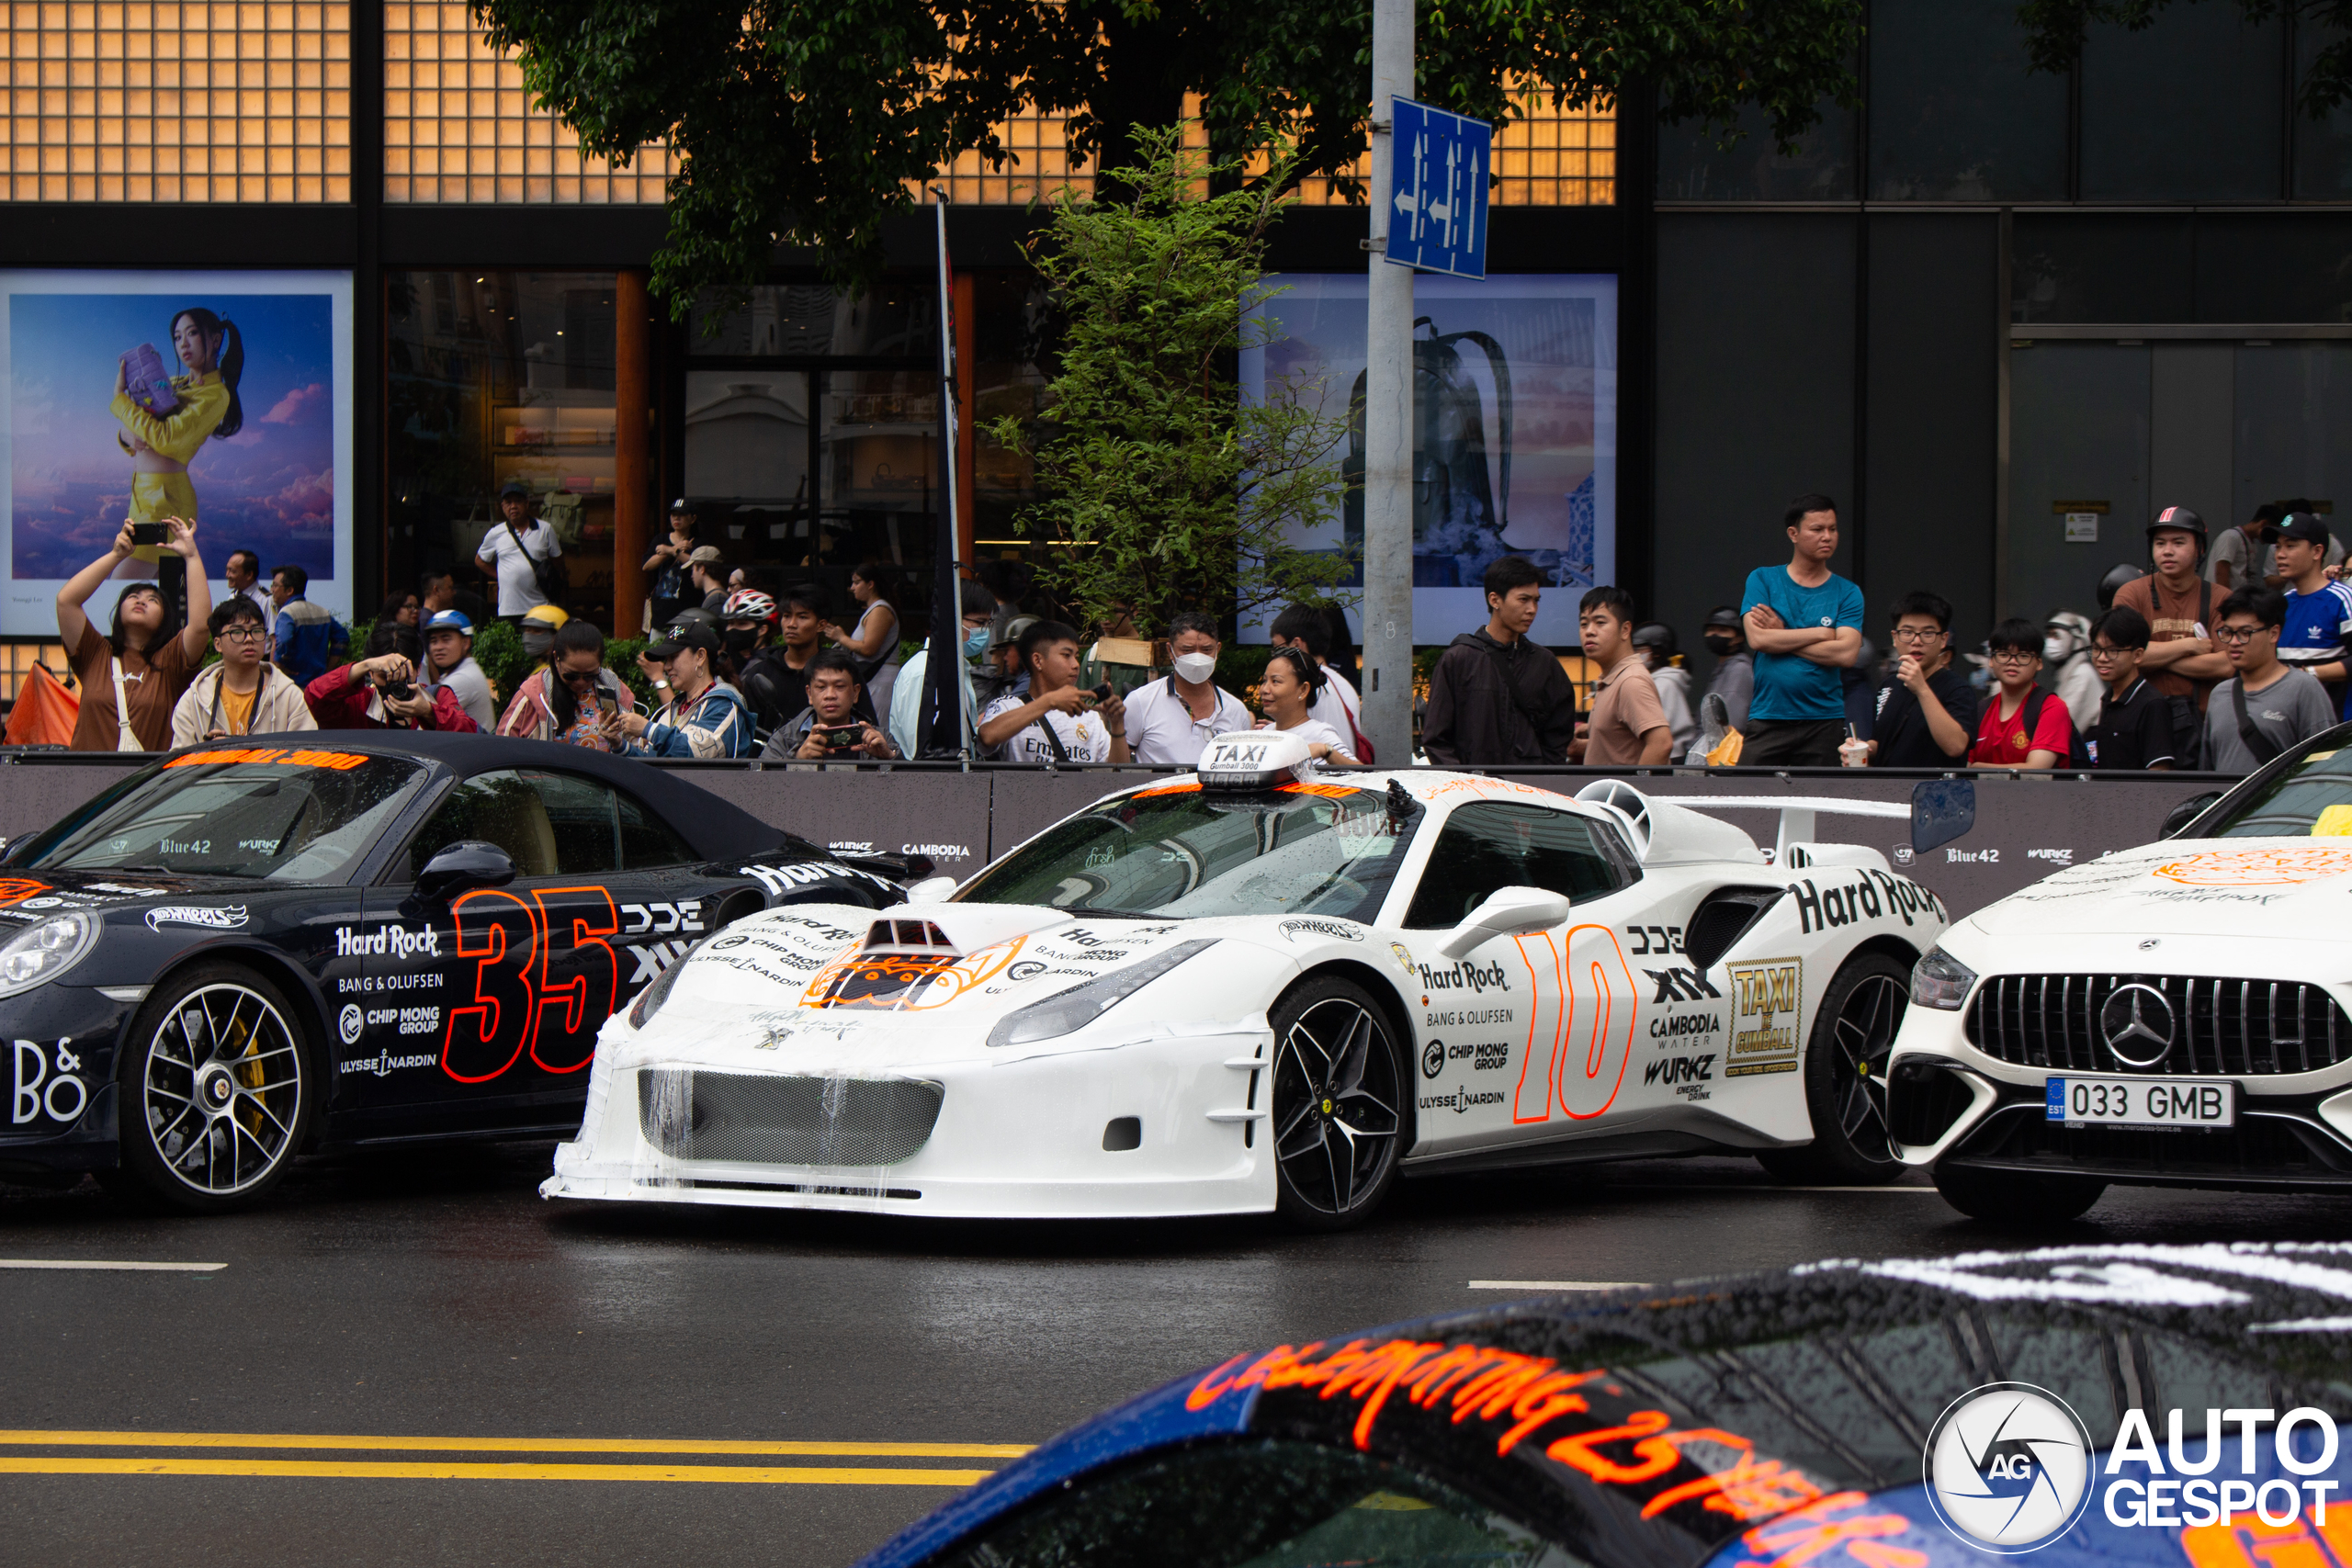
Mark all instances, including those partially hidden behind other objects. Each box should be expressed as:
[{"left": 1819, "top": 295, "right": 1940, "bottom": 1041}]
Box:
[
  {"left": 1631, "top": 621, "right": 1679, "bottom": 658},
  {"left": 2098, "top": 563, "right": 2147, "bottom": 611}
]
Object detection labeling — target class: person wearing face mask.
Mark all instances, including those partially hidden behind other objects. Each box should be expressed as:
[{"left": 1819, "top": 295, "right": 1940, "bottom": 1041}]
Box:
[
  {"left": 888, "top": 580, "right": 1000, "bottom": 759},
  {"left": 1629, "top": 621, "right": 1696, "bottom": 760},
  {"left": 1120, "top": 611, "right": 1251, "bottom": 765},
  {"left": 517, "top": 602, "right": 569, "bottom": 665},
  {"left": 1698, "top": 606, "right": 1754, "bottom": 733},
  {"left": 2041, "top": 610, "right": 2103, "bottom": 733}
]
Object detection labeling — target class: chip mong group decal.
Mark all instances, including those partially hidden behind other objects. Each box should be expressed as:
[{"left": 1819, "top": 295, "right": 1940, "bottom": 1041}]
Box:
[{"left": 1724, "top": 958, "right": 1800, "bottom": 1077}]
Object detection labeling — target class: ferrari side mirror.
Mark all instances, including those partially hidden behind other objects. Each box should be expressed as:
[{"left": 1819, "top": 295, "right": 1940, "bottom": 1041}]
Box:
[
  {"left": 1437, "top": 886, "right": 1571, "bottom": 960},
  {"left": 905, "top": 875, "right": 958, "bottom": 902},
  {"left": 410, "top": 840, "right": 515, "bottom": 910},
  {"left": 1910, "top": 778, "right": 1976, "bottom": 856},
  {"left": 2160, "top": 790, "right": 2224, "bottom": 840}
]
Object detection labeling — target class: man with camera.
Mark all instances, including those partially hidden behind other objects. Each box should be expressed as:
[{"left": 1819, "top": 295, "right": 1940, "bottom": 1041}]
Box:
[
  {"left": 302, "top": 649, "right": 479, "bottom": 731},
  {"left": 976, "top": 620, "right": 1131, "bottom": 763},
  {"left": 761, "top": 650, "right": 900, "bottom": 761}
]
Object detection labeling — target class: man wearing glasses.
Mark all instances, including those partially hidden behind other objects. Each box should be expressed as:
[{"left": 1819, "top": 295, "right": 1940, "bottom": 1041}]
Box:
[
  {"left": 2081, "top": 606, "right": 2176, "bottom": 770},
  {"left": 1858, "top": 591, "right": 1974, "bottom": 767},
  {"left": 169, "top": 594, "right": 315, "bottom": 744},
  {"left": 1970, "top": 617, "right": 2078, "bottom": 768},
  {"left": 2200, "top": 589, "right": 2338, "bottom": 774}
]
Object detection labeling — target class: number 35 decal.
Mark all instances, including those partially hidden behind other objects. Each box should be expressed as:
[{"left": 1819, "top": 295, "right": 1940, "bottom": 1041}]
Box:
[{"left": 443, "top": 886, "right": 619, "bottom": 1083}]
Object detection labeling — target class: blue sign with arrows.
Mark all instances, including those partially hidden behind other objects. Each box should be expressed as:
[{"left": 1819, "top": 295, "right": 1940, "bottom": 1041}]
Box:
[{"left": 1385, "top": 98, "right": 1490, "bottom": 279}]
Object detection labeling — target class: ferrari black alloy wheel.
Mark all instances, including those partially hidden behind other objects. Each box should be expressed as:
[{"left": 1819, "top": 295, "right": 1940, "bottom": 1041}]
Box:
[
  {"left": 1758, "top": 952, "right": 1910, "bottom": 1185},
  {"left": 117, "top": 964, "right": 313, "bottom": 1213},
  {"left": 1933, "top": 1163, "right": 2108, "bottom": 1225},
  {"left": 1271, "top": 976, "right": 1405, "bottom": 1231}
]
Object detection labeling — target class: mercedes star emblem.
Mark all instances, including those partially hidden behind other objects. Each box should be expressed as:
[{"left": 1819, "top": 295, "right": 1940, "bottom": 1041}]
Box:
[{"left": 2098, "top": 982, "right": 2177, "bottom": 1068}]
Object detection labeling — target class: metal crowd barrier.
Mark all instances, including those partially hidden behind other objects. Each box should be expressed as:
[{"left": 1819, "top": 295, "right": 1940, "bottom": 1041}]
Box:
[{"left": 0, "top": 748, "right": 2232, "bottom": 919}]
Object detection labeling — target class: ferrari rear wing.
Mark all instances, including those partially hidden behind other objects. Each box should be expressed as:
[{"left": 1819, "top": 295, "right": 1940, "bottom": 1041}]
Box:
[{"left": 1577, "top": 778, "right": 1976, "bottom": 866}]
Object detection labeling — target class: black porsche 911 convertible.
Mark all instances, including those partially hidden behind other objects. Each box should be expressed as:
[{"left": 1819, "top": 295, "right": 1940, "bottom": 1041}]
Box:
[{"left": 0, "top": 732, "right": 911, "bottom": 1212}]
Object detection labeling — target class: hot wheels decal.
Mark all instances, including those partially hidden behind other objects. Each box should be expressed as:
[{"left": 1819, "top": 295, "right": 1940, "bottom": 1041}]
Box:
[{"left": 145, "top": 905, "right": 250, "bottom": 931}]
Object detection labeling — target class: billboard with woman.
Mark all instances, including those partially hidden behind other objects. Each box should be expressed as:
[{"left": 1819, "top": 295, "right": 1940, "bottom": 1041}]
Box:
[{"left": 0, "top": 270, "right": 352, "bottom": 636}]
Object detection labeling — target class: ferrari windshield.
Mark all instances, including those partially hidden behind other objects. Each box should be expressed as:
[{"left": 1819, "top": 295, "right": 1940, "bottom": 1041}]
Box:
[
  {"left": 956, "top": 783, "right": 1416, "bottom": 922},
  {"left": 10, "top": 750, "right": 428, "bottom": 883},
  {"left": 2202, "top": 729, "right": 2352, "bottom": 837}
]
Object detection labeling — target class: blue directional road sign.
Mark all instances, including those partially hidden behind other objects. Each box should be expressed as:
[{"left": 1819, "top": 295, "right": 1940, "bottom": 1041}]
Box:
[{"left": 1385, "top": 97, "right": 1490, "bottom": 279}]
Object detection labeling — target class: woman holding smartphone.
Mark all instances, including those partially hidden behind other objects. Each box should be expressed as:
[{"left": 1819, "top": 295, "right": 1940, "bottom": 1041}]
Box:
[
  {"left": 111, "top": 308, "right": 245, "bottom": 566},
  {"left": 495, "top": 619, "right": 637, "bottom": 748},
  {"left": 56, "top": 515, "right": 213, "bottom": 751}
]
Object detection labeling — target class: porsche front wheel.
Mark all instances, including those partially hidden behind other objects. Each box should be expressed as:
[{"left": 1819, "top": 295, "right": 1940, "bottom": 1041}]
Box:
[
  {"left": 1270, "top": 978, "right": 1406, "bottom": 1231},
  {"left": 117, "top": 964, "right": 314, "bottom": 1213},
  {"left": 1757, "top": 951, "right": 1910, "bottom": 1186}
]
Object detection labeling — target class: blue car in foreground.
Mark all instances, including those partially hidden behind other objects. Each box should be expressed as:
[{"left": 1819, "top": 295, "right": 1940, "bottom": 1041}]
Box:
[{"left": 861, "top": 1242, "right": 2352, "bottom": 1568}]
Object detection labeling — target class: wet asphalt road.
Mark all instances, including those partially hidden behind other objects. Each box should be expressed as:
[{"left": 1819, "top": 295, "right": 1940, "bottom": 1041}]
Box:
[{"left": 3, "top": 1149, "right": 2349, "bottom": 1568}]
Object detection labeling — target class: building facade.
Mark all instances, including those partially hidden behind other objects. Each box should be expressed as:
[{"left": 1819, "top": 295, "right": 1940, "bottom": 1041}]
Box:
[{"left": 4, "top": 0, "right": 2346, "bottom": 672}]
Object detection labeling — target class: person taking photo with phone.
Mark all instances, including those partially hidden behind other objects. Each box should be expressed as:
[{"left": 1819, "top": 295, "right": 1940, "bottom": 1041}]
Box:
[
  {"left": 762, "top": 650, "right": 900, "bottom": 761},
  {"left": 620, "top": 616, "right": 753, "bottom": 758},
  {"left": 57, "top": 514, "right": 212, "bottom": 751},
  {"left": 171, "top": 594, "right": 314, "bottom": 744},
  {"left": 496, "top": 619, "right": 636, "bottom": 748},
  {"left": 978, "top": 620, "right": 1131, "bottom": 763}
]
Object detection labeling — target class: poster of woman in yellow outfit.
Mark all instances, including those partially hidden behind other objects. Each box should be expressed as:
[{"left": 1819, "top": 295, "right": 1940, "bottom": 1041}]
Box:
[{"left": 108, "top": 308, "right": 246, "bottom": 567}]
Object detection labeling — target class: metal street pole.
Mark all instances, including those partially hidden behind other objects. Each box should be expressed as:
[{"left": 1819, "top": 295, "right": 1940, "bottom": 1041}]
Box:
[{"left": 1361, "top": 0, "right": 1414, "bottom": 766}]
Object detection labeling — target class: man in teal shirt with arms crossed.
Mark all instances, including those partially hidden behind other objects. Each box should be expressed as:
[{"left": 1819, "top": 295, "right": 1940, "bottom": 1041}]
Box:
[{"left": 1738, "top": 492, "right": 1865, "bottom": 767}]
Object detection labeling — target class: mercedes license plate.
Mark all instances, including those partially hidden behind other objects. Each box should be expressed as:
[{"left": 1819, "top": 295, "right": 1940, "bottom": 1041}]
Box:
[{"left": 2046, "top": 1076, "right": 2236, "bottom": 1129}]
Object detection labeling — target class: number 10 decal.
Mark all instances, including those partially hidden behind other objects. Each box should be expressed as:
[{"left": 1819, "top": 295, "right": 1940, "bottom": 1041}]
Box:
[
  {"left": 444, "top": 886, "right": 620, "bottom": 1082},
  {"left": 1510, "top": 924, "right": 1637, "bottom": 1122}
]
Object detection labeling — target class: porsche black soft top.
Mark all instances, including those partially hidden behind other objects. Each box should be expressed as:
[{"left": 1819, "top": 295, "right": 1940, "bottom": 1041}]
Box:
[{"left": 152, "top": 730, "right": 797, "bottom": 865}]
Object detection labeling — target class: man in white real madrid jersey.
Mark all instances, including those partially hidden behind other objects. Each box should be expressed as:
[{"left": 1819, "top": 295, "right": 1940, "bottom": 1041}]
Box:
[{"left": 977, "top": 619, "right": 1132, "bottom": 764}]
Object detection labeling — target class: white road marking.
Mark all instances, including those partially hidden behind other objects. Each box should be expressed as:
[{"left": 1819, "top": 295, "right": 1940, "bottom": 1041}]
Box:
[
  {"left": 0, "top": 1259, "right": 225, "bottom": 1272},
  {"left": 1614, "top": 1184, "right": 1939, "bottom": 1194},
  {"left": 1467, "top": 1280, "right": 1645, "bottom": 1292}
]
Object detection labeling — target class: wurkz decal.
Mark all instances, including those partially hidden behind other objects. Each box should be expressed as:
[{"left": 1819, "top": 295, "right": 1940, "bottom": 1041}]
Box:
[
  {"left": 1645, "top": 1053, "right": 1717, "bottom": 1101},
  {"left": 1725, "top": 959, "right": 1802, "bottom": 1077},
  {"left": 144, "top": 905, "right": 250, "bottom": 931}
]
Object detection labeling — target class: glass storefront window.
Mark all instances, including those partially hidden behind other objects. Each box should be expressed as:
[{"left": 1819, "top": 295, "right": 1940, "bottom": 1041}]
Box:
[
  {"left": 386, "top": 270, "right": 622, "bottom": 626},
  {"left": 1655, "top": 99, "right": 1857, "bottom": 202},
  {"left": 2080, "top": 5, "right": 2283, "bottom": 201},
  {"left": 2295, "top": 22, "right": 2352, "bottom": 199},
  {"left": 1868, "top": 0, "right": 2065, "bottom": 201}
]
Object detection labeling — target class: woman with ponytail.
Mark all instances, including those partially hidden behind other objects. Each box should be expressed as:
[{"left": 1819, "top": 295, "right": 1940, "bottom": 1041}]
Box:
[{"left": 109, "top": 307, "right": 244, "bottom": 566}]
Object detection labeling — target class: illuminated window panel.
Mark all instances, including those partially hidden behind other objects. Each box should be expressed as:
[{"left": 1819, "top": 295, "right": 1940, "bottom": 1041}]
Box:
[
  {"left": 3, "top": 0, "right": 351, "bottom": 202},
  {"left": 382, "top": 3, "right": 666, "bottom": 203},
  {"left": 929, "top": 87, "right": 1611, "bottom": 207}
]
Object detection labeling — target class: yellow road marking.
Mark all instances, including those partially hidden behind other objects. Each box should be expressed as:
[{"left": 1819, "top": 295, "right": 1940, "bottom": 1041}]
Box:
[
  {"left": 0, "top": 1457, "right": 990, "bottom": 1484},
  {"left": 0, "top": 1430, "right": 1032, "bottom": 1460}
]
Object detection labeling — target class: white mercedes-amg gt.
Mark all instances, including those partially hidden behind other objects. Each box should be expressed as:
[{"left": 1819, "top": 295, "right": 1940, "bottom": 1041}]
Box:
[
  {"left": 1889, "top": 723, "right": 2352, "bottom": 1223},
  {"left": 544, "top": 731, "right": 1955, "bottom": 1227}
]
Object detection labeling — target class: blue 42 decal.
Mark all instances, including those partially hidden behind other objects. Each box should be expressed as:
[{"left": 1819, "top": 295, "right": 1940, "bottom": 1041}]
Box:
[{"left": 443, "top": 886, "right": 619, "bottom": 1082}]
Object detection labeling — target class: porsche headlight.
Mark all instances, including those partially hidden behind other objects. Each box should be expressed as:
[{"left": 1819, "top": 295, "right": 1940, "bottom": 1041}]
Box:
[
  {"left": 627, "top": 940, "right": 699, "bottom": 1031},
  {"left": 987, "top": 940, "right": 1217, "bottom": 1050},
  {"left": 1911, "top": 945, "right": 1977, "bottom": 1011},
  {"left": 0, "top": 910, "right": 97, "bottom": 1000}
]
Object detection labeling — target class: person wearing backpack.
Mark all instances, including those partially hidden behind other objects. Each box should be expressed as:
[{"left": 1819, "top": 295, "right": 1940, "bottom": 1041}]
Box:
[
  {"left": 1970, "top": 618, "right": 2081, "bottom": 768},
  {"left": 474, "top": 478, "right": 565, "bottom": 625},
  {"left": 1422, "top": 556, "right": 1576, "bottom": 765},
  {"left": 2200, "top": 589, "right": 2339, "bottom": 774}
]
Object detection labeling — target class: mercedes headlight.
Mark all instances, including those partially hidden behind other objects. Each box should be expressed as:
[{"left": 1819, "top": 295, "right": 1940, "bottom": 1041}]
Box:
[
  {"left": 0, "top": 910, "right": 97, "bottom": 1000},
  {"left": 1911, "top": 946, "right": 1977, "bottom": 1011},
  {"left": 987, "top": 940, "right": 1216, "bottom": 1050},
  {"left": 627, "top": 939, "right": 700, "bottom": 1031}
]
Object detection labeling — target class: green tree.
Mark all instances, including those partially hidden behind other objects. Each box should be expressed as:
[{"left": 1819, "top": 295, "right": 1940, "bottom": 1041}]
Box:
[
  {"left": 990, "top": 126, "right": 1353, "bottom": 640},
  {"left": 2019, "top": 2, "right": 2352, "bottom": 115},
  {"left": 470, "top": 0, "right": 1866, "bottom": 311}
]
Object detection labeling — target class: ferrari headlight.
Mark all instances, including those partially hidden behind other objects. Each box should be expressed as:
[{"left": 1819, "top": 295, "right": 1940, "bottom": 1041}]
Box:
[
  {"left": 987, "top": 940, "right": 1217, "bottom": 1049},
  {"left": 627, "top": 940, "right": 699, "bottom": 1031},
  {"left": 0, "top": 910, "right": 97, "bottom": 1000},
  {"left": 1911, "top": 945, "right": 1977, "bottom": 1011}
]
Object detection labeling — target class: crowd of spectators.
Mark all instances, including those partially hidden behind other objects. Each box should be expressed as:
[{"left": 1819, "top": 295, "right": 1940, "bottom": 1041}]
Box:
[{"left": 34, "top": 485, "right": 2350, "bottom": 780}]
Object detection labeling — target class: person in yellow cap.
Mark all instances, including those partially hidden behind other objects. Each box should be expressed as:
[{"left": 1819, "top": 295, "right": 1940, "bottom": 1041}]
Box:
[{"left": 109, "top": 308, "right": 244, "bottom": 567}]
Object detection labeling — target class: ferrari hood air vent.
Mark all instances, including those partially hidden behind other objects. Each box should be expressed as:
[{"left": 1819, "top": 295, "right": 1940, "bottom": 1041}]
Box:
[
  {"left": 863, "top": 919, "right": 957, "bottom": 957},
  {"left": 1197, "top": 729, "right": 1316, "bottom": 789}
]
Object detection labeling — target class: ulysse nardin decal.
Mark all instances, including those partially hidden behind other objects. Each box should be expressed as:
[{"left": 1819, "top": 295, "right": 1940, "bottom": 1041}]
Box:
[
  {"left": 145, "top": 905, "right": 250, "bottom": 931},
  {"left": 1725, "top": 958, "right": 1801, "bottom": 1076}
]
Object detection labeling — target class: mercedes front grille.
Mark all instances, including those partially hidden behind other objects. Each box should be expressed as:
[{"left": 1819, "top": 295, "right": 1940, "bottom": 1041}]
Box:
[{"left": 1965, "top": 974, "right": 2352, "bottom": 1076}]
